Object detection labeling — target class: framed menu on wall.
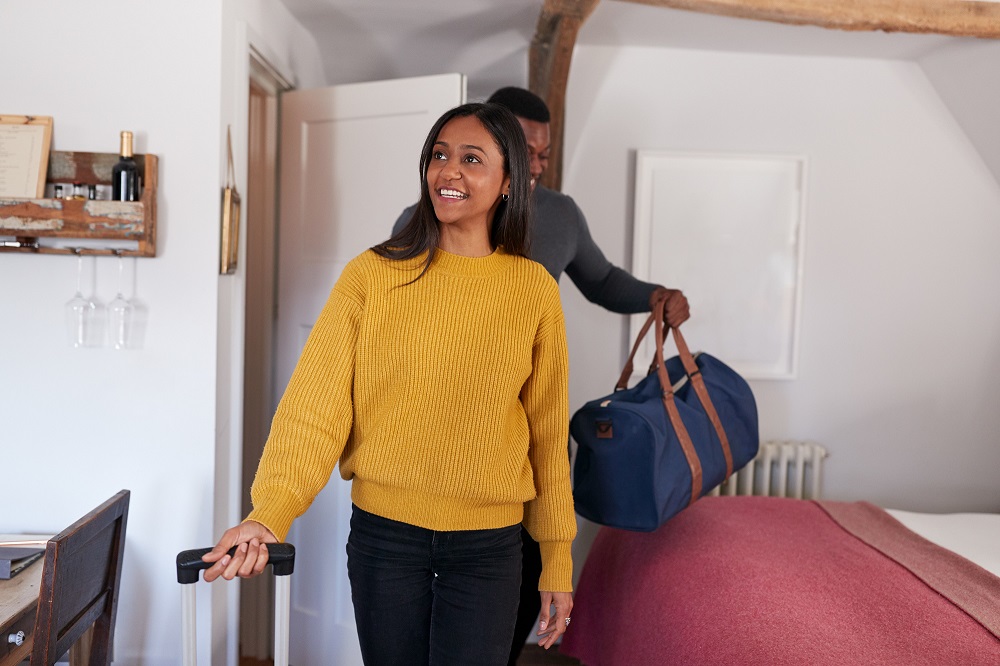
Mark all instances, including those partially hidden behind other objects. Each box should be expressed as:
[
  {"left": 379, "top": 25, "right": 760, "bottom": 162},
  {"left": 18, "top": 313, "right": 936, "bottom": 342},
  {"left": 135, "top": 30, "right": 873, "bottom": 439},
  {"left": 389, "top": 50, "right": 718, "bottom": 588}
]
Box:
[{"left": 0, "top": 115, "right": 53, "bottom": 198}]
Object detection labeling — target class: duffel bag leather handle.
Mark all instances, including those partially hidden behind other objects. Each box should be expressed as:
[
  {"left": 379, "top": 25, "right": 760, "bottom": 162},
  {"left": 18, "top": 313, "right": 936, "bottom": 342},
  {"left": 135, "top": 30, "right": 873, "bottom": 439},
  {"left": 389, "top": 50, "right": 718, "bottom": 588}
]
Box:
[
  {"left": 651, "top": 298, "right": 735, "bottom": 489},
  {"left": 615, "top": 310, "right": 658, "bottom": 391},
  {"left": 615, "top": 298, "right": 709, "bottom": 393}
]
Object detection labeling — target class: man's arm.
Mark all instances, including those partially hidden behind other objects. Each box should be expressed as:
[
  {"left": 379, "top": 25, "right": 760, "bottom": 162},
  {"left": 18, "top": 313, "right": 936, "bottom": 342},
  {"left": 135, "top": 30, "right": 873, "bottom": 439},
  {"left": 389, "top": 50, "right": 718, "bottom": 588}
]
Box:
[{"left": 564, "top": 199, "right": 689, "bottom": 324}]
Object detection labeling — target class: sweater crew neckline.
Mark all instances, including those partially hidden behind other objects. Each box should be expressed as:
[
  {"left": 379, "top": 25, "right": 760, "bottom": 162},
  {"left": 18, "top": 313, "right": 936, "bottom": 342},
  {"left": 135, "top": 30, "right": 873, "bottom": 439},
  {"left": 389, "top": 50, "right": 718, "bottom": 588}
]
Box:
[{"left": 430, "top": 246, "right": 512, "bottom": 278}]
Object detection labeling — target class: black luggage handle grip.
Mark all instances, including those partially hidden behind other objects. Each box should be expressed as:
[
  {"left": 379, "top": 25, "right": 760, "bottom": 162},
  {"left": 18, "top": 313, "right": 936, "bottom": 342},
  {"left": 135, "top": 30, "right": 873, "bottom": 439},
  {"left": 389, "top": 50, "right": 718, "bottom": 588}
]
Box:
[{"left": 176, "top": 543, "right": 295, "bottom": 584}]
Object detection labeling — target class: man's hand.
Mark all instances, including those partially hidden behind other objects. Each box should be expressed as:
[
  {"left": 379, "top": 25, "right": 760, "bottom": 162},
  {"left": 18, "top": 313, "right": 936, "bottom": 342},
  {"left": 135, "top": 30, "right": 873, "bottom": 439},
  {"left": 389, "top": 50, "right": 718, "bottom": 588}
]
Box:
[{"left": 649, "top": 287, "right": 690, "bottom": 327}]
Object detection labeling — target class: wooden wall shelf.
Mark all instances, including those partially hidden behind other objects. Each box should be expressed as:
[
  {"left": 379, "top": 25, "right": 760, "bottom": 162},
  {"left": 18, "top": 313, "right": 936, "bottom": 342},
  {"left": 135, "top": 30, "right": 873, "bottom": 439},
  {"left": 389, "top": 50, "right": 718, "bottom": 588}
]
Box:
[{"left": 0, "top": 150, "right": 158, "bottom": 257}]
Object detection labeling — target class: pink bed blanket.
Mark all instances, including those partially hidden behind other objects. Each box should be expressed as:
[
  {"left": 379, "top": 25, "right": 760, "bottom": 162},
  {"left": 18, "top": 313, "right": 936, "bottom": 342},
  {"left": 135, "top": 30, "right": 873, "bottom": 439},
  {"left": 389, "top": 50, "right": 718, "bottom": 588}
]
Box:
[{"left": 560, "top": 496, "right": 1000, "bottom": 666}]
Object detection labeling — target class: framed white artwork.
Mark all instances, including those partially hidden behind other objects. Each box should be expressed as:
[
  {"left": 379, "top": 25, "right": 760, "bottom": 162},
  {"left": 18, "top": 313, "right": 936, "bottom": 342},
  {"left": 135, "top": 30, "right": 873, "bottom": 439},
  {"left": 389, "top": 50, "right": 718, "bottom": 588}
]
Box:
[{"left": 631, "top": 150, "right": 807, "bottom": 380}]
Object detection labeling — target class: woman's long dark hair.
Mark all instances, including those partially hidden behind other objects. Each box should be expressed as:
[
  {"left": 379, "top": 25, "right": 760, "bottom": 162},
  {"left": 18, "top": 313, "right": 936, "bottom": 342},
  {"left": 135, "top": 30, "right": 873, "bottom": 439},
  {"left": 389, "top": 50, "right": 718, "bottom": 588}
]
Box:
[{"left": 372, "top": 102, "right": 532, "bottom": 280}]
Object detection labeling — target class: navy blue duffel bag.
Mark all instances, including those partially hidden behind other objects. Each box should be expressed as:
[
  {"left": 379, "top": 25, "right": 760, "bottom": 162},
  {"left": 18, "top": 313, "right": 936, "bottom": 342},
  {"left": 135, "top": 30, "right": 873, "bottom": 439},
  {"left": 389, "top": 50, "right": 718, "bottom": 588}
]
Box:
[{"left": 571, "top": 300, "right": 759, "bottom": 532}]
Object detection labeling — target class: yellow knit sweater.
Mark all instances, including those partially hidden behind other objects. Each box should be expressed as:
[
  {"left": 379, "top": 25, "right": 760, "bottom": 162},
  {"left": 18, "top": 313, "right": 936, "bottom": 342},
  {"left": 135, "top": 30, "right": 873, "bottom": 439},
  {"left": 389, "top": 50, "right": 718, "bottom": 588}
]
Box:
[{"left": 247, "top": 247, "right": 577, "bottom": 592}]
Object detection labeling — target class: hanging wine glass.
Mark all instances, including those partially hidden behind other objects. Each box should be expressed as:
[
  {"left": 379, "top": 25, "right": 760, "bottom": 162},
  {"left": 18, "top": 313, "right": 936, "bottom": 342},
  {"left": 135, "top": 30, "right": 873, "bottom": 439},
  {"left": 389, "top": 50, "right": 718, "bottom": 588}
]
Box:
[
  {"left": 65, "top": 251, "right": 99, "bottom": 348},
  {"left": 107, "top": 252, "right": 134, "bottom": 350}
]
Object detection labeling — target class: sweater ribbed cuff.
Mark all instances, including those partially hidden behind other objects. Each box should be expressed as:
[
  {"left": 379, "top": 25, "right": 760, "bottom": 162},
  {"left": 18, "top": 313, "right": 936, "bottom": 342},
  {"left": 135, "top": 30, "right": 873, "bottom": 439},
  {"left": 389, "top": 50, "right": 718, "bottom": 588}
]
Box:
[
  {"left": 245, "top": 501, "right": 300, "bottom": 542},
  {"left": 538, "top": 541, "right": 574, "bottom": 593}
]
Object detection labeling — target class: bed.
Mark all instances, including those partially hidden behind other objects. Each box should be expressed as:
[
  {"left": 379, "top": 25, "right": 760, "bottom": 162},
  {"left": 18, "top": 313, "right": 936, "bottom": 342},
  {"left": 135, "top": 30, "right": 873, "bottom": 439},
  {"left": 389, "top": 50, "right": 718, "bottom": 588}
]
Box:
[{"left": 559, "top": 496, "right": 1000, "bottom": 665}]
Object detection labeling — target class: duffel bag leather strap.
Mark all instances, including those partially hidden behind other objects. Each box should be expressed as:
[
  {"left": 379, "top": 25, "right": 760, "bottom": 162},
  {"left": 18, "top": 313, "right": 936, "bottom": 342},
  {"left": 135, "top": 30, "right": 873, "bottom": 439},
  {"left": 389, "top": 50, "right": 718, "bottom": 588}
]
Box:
[
  {"left": 615, "top": 310, "right": 657, "bottom": 391},
  {"left": 651, "top": 301, "right": 702, "bottom": 506},
  {"left": 650, "top": 297, "right": 734, "bottom": 500},
  {"left": 670, "top": 326, "right": 734, "bottom": 479}
]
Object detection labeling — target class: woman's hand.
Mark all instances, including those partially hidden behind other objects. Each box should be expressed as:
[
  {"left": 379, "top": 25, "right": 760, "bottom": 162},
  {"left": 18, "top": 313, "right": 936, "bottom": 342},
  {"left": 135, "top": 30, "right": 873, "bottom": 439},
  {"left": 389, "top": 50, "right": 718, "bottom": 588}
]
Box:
[
  {"left": 201, "top": 520, "right": 278, "bottom": 582},
  {"left": 536, "top": 590, "right": 574, "bottom": 650}
]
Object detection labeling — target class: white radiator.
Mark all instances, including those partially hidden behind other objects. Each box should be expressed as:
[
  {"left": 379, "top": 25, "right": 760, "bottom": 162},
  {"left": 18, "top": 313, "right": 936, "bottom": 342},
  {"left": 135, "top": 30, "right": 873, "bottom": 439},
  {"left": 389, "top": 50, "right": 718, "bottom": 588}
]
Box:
[{"left": 708, "top": 440, "right": 829, "bottom": 500}]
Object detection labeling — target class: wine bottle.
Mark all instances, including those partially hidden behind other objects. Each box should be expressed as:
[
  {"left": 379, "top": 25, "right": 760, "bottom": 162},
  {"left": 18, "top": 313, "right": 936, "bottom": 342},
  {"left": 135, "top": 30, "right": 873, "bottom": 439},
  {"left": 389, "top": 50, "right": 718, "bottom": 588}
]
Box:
[{"left": 112, "top": 131, "right": 139, "bottom": 201}]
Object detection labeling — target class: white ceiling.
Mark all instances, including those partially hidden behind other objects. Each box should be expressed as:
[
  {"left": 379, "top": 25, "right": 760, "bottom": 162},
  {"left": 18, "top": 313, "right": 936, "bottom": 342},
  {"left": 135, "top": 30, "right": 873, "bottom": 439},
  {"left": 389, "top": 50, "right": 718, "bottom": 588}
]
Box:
[{"left": 277, "top": 0, "right": 977, "bottom": 97}]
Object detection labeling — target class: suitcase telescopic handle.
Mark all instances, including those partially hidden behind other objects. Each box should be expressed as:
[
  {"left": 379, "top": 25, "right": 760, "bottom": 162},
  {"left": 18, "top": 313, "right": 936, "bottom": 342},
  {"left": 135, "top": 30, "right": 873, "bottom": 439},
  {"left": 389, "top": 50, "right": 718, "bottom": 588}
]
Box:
[{"left": 176, "top": 543, "right": 295, "bottom": 583}]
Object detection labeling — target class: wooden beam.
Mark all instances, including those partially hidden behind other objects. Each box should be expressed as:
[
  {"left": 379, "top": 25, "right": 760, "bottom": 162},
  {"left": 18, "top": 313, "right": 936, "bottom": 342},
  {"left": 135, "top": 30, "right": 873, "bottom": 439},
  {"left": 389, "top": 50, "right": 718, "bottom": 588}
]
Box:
[
  {"left": 529, "top": 0, "right": 1000, "bottom": 189},
  {"left": 617, "top": 0, "right": 1000, "bottom": 39},
  {"left": 529, "top": 0, "right": 601, "bottom": 191}
]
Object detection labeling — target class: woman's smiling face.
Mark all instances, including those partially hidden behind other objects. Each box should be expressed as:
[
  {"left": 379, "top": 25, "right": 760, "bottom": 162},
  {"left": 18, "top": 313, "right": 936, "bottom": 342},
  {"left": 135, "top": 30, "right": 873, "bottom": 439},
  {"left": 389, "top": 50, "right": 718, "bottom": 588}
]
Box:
[{"left": 426, "top": 115, "right": 510, "bottom": 231}]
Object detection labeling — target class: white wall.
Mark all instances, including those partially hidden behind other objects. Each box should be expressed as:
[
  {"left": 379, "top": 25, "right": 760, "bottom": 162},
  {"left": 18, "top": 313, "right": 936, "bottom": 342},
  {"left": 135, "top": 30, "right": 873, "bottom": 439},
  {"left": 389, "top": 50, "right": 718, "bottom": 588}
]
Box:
[
  {"left": 560, "top": 45, "right": 1000, "bottom": 549},
  {"left": 0, "top": 3, "right": 222, "bottom": 663},
  {"left": 0, "top": 2, "right": 322, "bottom": 664}
]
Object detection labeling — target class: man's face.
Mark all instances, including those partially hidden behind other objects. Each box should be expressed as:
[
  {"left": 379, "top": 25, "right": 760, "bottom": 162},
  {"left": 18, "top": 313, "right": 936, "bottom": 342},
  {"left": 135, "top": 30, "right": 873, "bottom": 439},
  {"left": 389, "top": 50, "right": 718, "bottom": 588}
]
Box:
[{"left": 517, "top": 117, "right": 550, "bottom": 191}]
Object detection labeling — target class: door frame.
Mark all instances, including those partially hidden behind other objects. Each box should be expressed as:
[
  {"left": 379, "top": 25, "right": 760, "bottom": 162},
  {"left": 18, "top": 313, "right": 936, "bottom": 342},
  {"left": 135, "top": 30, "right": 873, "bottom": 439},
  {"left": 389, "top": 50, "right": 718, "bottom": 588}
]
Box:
[
  {"left": 240, "top": 49, "right": 293, "bottom": 660},
  {"left": 216, "top": 20, "right": 296, "bottom": 665}
]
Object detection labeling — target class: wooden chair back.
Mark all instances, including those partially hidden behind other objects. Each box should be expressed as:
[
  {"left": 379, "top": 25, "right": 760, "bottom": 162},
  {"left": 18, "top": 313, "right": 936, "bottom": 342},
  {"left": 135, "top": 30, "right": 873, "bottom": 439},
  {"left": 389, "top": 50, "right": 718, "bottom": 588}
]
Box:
[{"left": 30, "top": 490, "right": 130, "bottom": 666}]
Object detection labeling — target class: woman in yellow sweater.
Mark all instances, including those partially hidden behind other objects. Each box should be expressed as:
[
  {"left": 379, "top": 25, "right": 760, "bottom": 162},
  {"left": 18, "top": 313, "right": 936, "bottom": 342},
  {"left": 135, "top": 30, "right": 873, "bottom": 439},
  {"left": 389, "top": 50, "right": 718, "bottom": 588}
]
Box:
[{"left": 202, "top": 102, "right": 576, "bottom": 665}]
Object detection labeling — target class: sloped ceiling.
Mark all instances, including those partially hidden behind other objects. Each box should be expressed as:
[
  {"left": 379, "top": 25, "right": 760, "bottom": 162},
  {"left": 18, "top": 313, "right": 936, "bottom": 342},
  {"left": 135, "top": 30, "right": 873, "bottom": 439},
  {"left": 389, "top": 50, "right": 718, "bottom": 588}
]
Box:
[
  {"left": 920, "top": 39, "right": 1000, "bottom": 187},
  {"left": 276, "top": 0, "right": 543, "bottom": 99},
  {"left": 582, "top": 1, "right": 1000, "bottom": 187},
  {"left": 277, "top": 0, "right": 1000, "bottom": 185}
]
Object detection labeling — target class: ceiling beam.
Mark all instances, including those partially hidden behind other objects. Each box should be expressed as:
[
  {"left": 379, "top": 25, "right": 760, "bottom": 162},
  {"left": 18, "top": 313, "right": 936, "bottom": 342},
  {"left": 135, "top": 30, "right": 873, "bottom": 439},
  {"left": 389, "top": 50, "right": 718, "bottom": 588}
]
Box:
[
  {"left": 529, "top": 0, "right": 600, "bottom": 191},
  {"left": 528, "top": 0, "right": 1000, "bottom": 190},
  {"left": 617, "top": 0, "right": 1000, "bottom": 38}
]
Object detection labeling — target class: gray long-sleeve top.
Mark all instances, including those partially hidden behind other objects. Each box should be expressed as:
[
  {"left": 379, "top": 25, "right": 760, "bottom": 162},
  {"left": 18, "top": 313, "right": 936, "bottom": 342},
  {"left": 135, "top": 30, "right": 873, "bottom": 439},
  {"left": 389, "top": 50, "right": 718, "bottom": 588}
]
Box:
[{"left": 391, "top": 185, "right": 660, "bottom": 314}]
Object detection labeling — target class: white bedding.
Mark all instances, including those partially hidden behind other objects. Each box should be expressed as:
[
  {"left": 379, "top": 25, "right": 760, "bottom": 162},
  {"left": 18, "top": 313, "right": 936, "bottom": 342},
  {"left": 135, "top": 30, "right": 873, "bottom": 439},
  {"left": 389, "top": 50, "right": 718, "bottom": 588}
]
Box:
[{"left": 886, "top": 508, "right": 1000, "bottom": 579}]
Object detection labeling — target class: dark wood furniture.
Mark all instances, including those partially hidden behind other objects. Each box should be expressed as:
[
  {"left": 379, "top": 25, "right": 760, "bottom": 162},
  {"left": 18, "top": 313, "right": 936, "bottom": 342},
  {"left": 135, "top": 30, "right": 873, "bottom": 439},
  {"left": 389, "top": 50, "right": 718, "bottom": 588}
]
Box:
[
  {"left": 0, "top": 558, "right": 42, "bottom": 666},
  {"left": 8, "top": 490, "right": 130, "bottom": 666}
]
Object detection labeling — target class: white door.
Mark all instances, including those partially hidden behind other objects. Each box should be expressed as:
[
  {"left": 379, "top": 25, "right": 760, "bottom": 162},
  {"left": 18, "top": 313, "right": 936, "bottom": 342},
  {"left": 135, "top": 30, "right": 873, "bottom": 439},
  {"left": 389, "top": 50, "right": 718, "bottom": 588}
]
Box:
[{"left": 276, "top": 73, "right": 465, "bottom": 665}]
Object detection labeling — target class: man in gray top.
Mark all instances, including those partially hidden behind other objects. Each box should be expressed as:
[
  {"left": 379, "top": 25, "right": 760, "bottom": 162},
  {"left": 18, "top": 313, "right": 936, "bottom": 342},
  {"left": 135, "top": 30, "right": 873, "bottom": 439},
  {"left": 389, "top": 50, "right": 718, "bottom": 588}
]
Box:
[{"left": 392, "top": 87, "right": 689, "bottom": 664}]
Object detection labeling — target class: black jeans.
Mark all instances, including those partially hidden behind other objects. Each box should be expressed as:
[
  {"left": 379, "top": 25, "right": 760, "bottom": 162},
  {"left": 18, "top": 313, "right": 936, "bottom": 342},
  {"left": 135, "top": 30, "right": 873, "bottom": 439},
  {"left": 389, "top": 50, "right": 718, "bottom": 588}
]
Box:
[
  {"left": 346, "top": 505, "right": 522, "bottom": 666},
  {"left": 508, "top": 526, "right": 543, "bottom": 666}
]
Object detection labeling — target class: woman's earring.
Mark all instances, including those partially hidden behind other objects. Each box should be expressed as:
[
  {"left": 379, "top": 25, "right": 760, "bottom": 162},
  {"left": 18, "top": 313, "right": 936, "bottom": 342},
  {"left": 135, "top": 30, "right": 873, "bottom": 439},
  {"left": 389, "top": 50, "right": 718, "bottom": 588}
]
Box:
[{"left": 502, "top": 193, "right": 509, "bottom": 201}]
